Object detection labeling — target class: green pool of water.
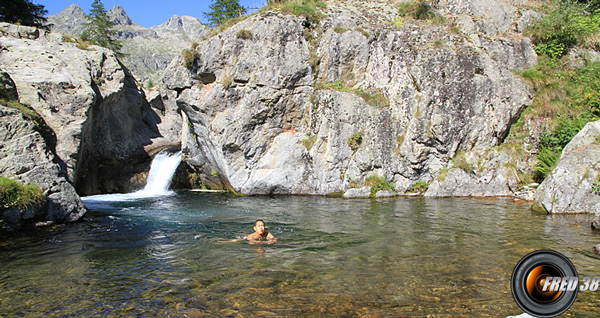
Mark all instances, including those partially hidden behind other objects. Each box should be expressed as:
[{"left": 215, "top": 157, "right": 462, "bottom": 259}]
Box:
[{"left": 1, "top": 193, "right": 599, "bottom": 317}]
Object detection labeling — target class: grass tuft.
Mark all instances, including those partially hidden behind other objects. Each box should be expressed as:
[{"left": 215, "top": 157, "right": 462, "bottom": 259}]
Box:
[
  {"left": 348, "top": 131, "right": 363, "bottom": 152},
  {"left": 409, "top": 180, "right": 429, "bottom": 194},
  {"left": 301, "top": 136, "right": 317, "bottom": 150},
  {"left": 365, "top": 174, "right": 395, "bottom": 197},
  {"left": 0, "top": 177, "right": 45, "bottom": 210},
  {"left": 237, "top": 29, "right": 253, "bottom": 40}
]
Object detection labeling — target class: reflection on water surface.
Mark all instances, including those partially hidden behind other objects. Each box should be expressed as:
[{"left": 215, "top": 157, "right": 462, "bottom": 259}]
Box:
[{"left": 1, "top": 193, "right": 600, "bottom": 317}]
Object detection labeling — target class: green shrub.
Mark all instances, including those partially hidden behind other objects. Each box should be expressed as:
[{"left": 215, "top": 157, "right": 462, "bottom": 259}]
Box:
[
  {"left": 539, "top": 114, "right": 590, "bottom": 150},
  {"left": 526, "top": 0, "right": 600, "bottom": 58},
  {"left": 0, "top": 177, "right": 45, "bottom": 209},
  {"left": 274, "top": 0, "right": 325, "bottom": 26},
  {"left": 348, "top": 131, "right": 364, "bottom": 152},
  {"left": 236, "top": 29, "right": 253, "bottom": 39},
  {"left": 511, "top": 57, "right": 600, "bottom": 183},
  {"left": 365, "top": 174, "right": 395, "bottom": 197},
  {"left": 409, "top": 180, "right": 429, "bottom": 193},
  {"left": 584, "top": 92, "right": 600, "bottom": 116},
  {"left": 534, "top": 114, "right": 592, "bottom": 181},
  {"left": 534, "top": 42, "right": 567, "bottom": 59},
  {"left": 284, "top": 5, "right": 319, "bottom": 25},
  {"left": 334, "top": 26, "right": 348, "bottom": 33},
  {"left": 181, "top": 49, "right": 199, "bottom": 69},
  {"left": 593, "top": 174, "right": 600, "bottom": 195},
  {"left": 398, "top": 0, "right": 444, "bottom": 22},
  {"left": 394, "top": 17, "right": 405, "bottom": 29},
  {"left": 534, "top": 147, "right": 561, "bottom": 182},
  {"left": 301, "top": 136, "right": 317, "bottom": 150}
]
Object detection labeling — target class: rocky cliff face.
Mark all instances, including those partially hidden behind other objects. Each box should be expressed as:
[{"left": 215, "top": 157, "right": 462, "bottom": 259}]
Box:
[
  {"left": 0, "top": 23, "right": 182, "bottom": 199},
  {"left": 4, "top": 0, "right": 597, "bottom": 225},
  {"left": 48, "top": 5, "right": 209, "bottom": 83},
  {"left": 164, "top": 0, "right": 537, "bottom": 196},
  {"left": 0, "top": 69, "right": 85, "bottom": 229},
  {"left": 534, "top": 120, "right": 600, "bottom": 213}
]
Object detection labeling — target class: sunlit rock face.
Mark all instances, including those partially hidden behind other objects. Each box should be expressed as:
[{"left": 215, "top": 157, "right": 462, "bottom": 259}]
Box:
[
  {"left": 164, "top": 0, "right": 536, "bottom": 196},
  {"left": 534, "top": 120, "right": 600, "bottom": 214}
]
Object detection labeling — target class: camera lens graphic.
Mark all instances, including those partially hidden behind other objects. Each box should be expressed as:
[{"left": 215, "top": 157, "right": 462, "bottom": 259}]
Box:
[
  {"left": 511, "top": 250, "right": 578, "bottom": 318},
  {"left": 525, "top": 265, "right": 563, "bottom": 303}
]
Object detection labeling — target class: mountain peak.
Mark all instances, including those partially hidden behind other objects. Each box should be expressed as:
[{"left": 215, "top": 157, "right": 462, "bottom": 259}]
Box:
[
  {"left": 108, "top": 5, "right": 133, "bottom": 26},
  {"left": 57, "top": 4, "right": 86, "bottom": 18}
]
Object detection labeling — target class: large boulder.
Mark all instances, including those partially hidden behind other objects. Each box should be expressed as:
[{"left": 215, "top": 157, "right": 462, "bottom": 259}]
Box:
[
  {"left": 0, "top": 105, "right": 86, "bottom": 229},
  {"left": 534, "top": 120, "right": 600, "bottom": 213}
]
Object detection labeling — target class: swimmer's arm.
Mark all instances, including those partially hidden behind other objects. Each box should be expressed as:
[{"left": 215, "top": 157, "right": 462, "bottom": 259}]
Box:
[
  {"left": 266, "top": 232, "right": 277, "bottom": 243},
  {"left": 216, "top": 237, "right": 247, "bottom": 243}
]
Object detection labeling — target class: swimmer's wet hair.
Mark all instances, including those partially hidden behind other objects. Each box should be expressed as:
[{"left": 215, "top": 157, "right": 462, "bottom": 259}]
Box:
[{"left": 255, "top": 219, "right": 265, "bottom": 226}]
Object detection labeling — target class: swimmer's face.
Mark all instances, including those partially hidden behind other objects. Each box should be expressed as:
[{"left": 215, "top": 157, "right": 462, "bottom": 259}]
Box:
[{"left": 254, "top": 221, "right": 266, "bottom": 235}]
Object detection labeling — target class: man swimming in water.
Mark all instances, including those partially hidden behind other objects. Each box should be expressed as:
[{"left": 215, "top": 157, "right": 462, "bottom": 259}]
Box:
[
  {"left": 246, "top": 219, "right": 276, "bottom": 244},
  {"left": 215, "top": 219, "right": 276, "bottom": 243}
]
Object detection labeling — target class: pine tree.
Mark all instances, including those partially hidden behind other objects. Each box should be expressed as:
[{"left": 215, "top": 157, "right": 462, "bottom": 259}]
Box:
[
  {"left": 81, "top": 0, "right": 122, "bottom": 55},
  {"left": 203, "top": 0, "right": 247, "bottom": 27},
  {"left": 0, "top": 0, "right": 49, "bottom": 29}
]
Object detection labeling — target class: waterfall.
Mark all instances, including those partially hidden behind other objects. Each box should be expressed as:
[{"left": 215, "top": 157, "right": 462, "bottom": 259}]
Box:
[
  {"left": 139, "top": 151, "right": 182, "bottom": 196},
  {"left": 81, "top": 150, "right": 182, "bottom": 203}
]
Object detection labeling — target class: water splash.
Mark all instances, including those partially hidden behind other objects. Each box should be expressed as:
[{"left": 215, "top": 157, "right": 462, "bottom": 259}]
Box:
[{"left": 82, "top": 150, "right": 182, "bottom": 203}]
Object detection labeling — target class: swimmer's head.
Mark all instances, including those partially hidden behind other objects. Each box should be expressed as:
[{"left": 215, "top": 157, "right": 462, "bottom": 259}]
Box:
[{"left": 254, "top": 219, "right": 265, "bottom": 235}]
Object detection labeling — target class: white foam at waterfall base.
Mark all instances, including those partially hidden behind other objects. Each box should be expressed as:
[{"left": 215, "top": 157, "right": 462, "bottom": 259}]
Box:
[{"left": 82, "top": 151, "right": 182, "bottom": 203}]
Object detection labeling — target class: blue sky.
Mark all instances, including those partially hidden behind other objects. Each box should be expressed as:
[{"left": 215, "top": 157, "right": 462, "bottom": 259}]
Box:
[{"left": 41, "top": 0, "right": 266, "bottom": 28}]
